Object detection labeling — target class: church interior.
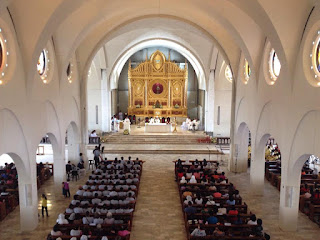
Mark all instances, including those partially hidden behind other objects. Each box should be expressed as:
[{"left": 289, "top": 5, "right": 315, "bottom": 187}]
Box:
[{"left": 0, "top": 0, "right": 320, "bottom": 240}]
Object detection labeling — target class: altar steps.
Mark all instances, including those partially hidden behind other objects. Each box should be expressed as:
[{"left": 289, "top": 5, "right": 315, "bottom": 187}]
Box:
[{"left": 102, "top": 133, "right": 207, "bottom": 145}]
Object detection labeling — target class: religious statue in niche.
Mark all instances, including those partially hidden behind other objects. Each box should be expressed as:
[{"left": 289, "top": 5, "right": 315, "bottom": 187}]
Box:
[{"left": 152, "top": 83, "right": 163, "bottom": 94}]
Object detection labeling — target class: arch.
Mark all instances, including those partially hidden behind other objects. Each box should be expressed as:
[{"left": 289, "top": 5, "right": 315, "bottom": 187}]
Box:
[
  {"left": 79, "top": 14, "right": 237, "bottom": 86},
  {"left": 108, "top": 38, "right": 207, "bottom": 90},
  {"left": 0, "top": 108, "right": 29, "bottom": 171},
  {"left": 289, "top": 110, "right": 320, "bottom": 179}
]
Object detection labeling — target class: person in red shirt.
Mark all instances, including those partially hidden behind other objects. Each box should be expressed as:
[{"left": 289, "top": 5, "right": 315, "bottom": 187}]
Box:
[
  {"left": 219, "top": 172, "right": 226, "bottom": 180},
  {"left": 194, "top": 171, "right": 201, "bottom": 179},
  {"left": 228, "top": 206, "right": 238, "bottom": 222},
  {"left": 213, "top": 191, "right": 222, "bottom": 198}
]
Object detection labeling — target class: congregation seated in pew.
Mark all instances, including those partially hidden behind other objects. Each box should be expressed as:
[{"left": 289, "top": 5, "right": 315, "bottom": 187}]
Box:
[
  {"left": 47, "top": 157, "right": 144, "bottom": 240},
  {"left": 175, "top": 158, "right": 270, "bottom": 240}
]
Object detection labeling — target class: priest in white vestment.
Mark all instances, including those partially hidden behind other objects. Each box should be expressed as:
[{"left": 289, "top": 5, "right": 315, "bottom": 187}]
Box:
[
  {"left": 149, "top": 117, "right": 155, "bottom": 124},
  {"left": 155, "top": 116, "right": 160, "bottom": 124},
  {"left": 123, "top": 117, "right": 131, "bottom": 133}
]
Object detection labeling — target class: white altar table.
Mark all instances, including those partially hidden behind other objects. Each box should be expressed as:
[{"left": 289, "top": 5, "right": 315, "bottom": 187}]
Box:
[{"left": 145, "top": 123, "right": 172, "bottom": 133}]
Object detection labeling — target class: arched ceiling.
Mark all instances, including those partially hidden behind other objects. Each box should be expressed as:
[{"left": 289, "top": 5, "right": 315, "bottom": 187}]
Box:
[
  {"left": 3, "top": 0, "right": 316, "bottom": 83},
  {"left": 91, "top": 17, "right": 221, "bottom": 90}
]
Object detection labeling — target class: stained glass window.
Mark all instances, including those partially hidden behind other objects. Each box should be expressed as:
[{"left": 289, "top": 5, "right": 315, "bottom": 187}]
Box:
[
  {"left": 225, "top": 65, "right": 233, "bottom": 82},
  {"left": 316, "top": 40, "right": 320, "bottom": 73},
  {"left": 37, "top": 50, "right": 46, "bottom": 76}
]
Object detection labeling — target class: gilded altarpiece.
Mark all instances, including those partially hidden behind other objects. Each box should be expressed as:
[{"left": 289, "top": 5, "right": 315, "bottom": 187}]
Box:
[{"left": 128, "top": 50, "right": 188, "bottom": 117}]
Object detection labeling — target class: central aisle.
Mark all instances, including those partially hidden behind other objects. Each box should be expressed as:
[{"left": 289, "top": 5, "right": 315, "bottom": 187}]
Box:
[{"left": 129, "top": 154, "right": 187, "bottom": 240}]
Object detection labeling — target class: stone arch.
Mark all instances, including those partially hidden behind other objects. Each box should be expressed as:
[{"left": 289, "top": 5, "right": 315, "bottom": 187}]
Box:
[
  {"left": 0, "top": 108, "right": 38, "bottom": 231},
  {"left": 108, "top": 38, "right": 207, "bottom": 90}
]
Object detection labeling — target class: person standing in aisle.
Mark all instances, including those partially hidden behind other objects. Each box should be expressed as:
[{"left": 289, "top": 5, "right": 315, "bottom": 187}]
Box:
[{"left": 41, "top": 193, "right": 49, "bottom": 217}]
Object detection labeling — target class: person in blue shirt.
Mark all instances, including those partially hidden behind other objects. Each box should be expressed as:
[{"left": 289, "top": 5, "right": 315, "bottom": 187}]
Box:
[
  {"left": 226, "top": 195, "right": 236, "bottom": 205},
  {"left": 206, "top": 210, "right": 218, "bottom": 224},
  {"left": 184, "top": 201, "right": 196, "bottom": 215}
]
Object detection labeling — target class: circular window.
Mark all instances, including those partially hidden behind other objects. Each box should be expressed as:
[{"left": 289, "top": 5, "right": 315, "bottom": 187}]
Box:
[
  {"left": 269, "top": 49, "right": 281, "bottom": 83},
  {"left": 0, "top": 28, "right": 9, "bottom": 85},
  {"left": 312, "top": 32, "right": 320, "bottom": 85},
  {"left": 0, "top": 40, "right": 3, "bottom": 70},
  {"left": 37, "top": 50, "right": 46, "bottom": 76},
  {"left": 152, "top": 83, "right": 163, "bottom": 94},
  {"left": 37, "top": 49, "right": 51, "bottom": 84},
  {"left": 244, "top": 59, "right": 251, "bottom": 84},
  {"left": 225, "top": 65, "right": 233, "bottom": 82}
]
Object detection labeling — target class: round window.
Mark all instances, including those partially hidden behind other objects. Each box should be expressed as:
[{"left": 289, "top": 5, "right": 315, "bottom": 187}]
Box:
[
  {"left": 0, "top": 40, "right": 3, "bottom": 71},
  {"left": 152, "top": 83, "right": 164, "bottom": 94},
  {"left": 37, "top": 50, "right": 47, "bottom": 76}
]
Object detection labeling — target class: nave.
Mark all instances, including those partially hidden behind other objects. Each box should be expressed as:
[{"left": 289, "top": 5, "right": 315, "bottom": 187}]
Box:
[{"left": 1, "top": 153, "right": 320, "bottom": 240}]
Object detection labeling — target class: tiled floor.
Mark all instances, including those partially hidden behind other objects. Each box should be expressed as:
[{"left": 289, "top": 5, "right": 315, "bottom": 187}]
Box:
[{"left": 0, "top": 151, "right": 320, "bottom": 240}]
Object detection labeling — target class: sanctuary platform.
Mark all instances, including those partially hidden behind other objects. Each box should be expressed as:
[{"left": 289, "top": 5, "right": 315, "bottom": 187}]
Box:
[{"left": 87, "top": 125, "right": 224, "bottom": 156}]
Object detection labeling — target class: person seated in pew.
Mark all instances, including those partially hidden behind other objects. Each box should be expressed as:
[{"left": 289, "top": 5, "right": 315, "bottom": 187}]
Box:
[
  {"left": 226, "top": 195, "right": 236, "bottom": 205},
  {"left": 304, "top": 188, "right": 312, "bottom": 199},
  {"left": 184, "top": 195, "right": 194, "bottom": 205},
  {"left": 234, "top": 214, "right": 244, "bottom": 225},
  {"left": 184, "top": 201, "right": 196, "bottom": 214},
  {"left": 206, "top": 210, "right": 219, "bottom": 224},
  {"left": 190, "top": 175, "right": 197, "bottom": 184},
  {"left": 219, "top": 172, "right": 226, "bottom": 180},
  {"left": 183, "top": 189, "right": 192, "bottom": 198},
  {"left": 195, "top": 193, "right": 203, "bottom": 205},
  {"left": 247, "top": 214, "right": 257, "bottom": 225},
  {"left": 300, "top": 183, "right": 308, "bottom": 195},
  {"left": 200, "top": 176, "right": 208, "bottom": 185},
  {"left": 68, "top": 212, "right": 76, "bottom": 223},
  {"left": 191, "top": 224, "right": 206, "bottom": 237},
  {"left": 228, "top": 206, "right": 239, "bottom": 222},
  {"left": 213, "top": 226, "right": 225, "bottom": 237},
  {"left": 93, "top": 212, "right": 104, "bottom": 225},
  {"left": 204, "top": 195, "right": 215, "bottom": 206},
  {"left": 193, "top": 170, "right": 201, "bottom": 179},
  {"left": 118, "top": 226, "right": 131, "bottom": 237},
  {"left": 56, "top": 213, "right": 69, "bottom": 224},
  {"left": 180, "top": 176, "right": 187, "bottom": 184},
  {"left": 70, "top": 226, "right": 82, "bottom": 237},
  {"left": 250, "top": 218, "right": 264, "bottom": 237},
  {"left": 213, "top": 191, "right": 222, "bottom": 198},
  {"left": 50, "top": 224, "right": 62, "bottom": 237},
  {"left": 104, "top": 212, "right": 115, "bottom": 224},
  {"left": 208, "top": 182, "right": 217, "bottom": 191}
]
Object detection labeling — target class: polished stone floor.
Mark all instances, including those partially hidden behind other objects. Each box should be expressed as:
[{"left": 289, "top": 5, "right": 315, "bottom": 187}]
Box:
[{"left": 1, "top": 152, "right": 320, "bottom": 240}]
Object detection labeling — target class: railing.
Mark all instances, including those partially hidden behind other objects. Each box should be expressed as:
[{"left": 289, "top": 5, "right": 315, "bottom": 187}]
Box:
[
  {"left": 89, "top": 137, "right": 100, "bottom": 144},
  {"left": 216, "top": 137, "right": 231, "bottom": 145}
]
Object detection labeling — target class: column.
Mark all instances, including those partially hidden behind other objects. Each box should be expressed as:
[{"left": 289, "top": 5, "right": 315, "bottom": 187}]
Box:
[
  {"left": 228, "top": 75, "right": 237, "bottom": 171},
  {"left": 53, "top": 151, "right": 66, "bottom": 184},
  {"left": 249, "top": 137, "right": 264, "bottom": 195},
  {"left": 18, "top": 161, "right": 38, "bottom": 231},
  {"left": 101, "top": 69, "right": 109, "bottom": 132},
  {"left": 279, "top": 163, "right": 300, "bottom": 231},
  {"left": 205, "top": 70, "right": 215, "bottom": 133}
]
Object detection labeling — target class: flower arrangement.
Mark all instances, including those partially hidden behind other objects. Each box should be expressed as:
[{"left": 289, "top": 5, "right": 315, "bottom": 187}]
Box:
[
  {"left": 174, "top": 104, "right": 180, "bottom": 109},
  {"left": 123, "top": 129, "right": 129, "bottom": 135}
]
